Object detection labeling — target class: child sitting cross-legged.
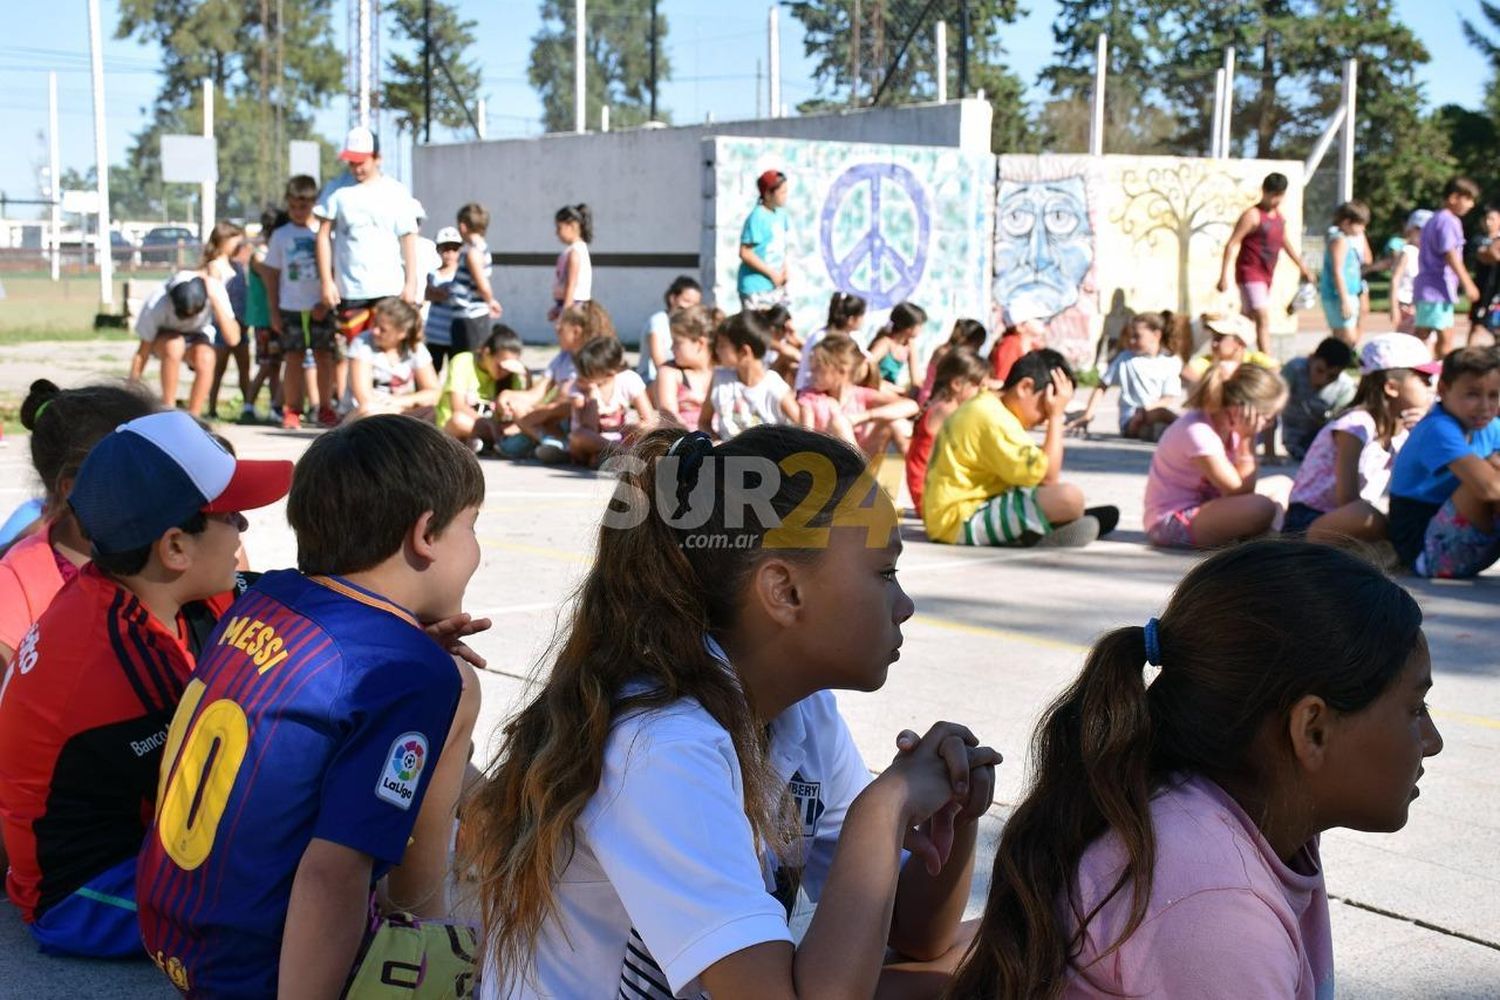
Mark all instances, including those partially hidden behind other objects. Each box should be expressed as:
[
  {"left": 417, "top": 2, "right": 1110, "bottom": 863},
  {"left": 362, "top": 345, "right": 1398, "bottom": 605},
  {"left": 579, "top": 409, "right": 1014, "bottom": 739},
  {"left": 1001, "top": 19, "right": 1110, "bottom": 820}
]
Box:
[
  {"left": 924, "top": 349, "right": 1118, "bottom": 548},
  {"left": 1143, "top": 363, "right": 1288, "bottom": 549},
  {"left": 652, "top": 303, "right": 716, "bottom": 430},
  {"left": 797, "top": 333, "right": 919, "bottom": 457},
  {"left": 906, "top": 346, "right": 987, "bottom": 519},
  {"left": 137, "top": 415, "right": 485, "bottom": 998},
  {"left": 1069, "top": 310, "right": 1185, "bottom": 441},
  {"left": 1284, "top": 334, "right": 1439, "bottom": 544},
  {"left": 436, "top": 323, "right": 530, "bottom": 453},
  {"left": 700, "top": 310, "right": 799, "bottom": 440},
  {"left": 950, "top": 539, "right": 1443, "bottom": 998},
  {"left": 1387, "top": 346, "right": 1500, "bottom": 578},
  {"left": 567, "top": 335, "right": 655, "bottom": 466},
  {"left": 346, "top": 296, "right": 440, "bottom": 422},
  {"left": 501, "top": 301, "right": 615, "bottom": 460}
]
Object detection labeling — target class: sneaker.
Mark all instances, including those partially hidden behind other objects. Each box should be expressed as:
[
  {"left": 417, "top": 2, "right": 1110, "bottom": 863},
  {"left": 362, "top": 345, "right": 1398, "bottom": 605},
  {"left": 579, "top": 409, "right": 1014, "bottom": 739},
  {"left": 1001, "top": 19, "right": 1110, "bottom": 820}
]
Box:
[
  {"left": 1036, "top": 515, "right": 1101, "bottom": 548},
  {"left": 316, "top": 406, "right": 339, "bottom": 429},
  {"left": 534, "top": 436, "right": 569, "bottom": 464},
  {"left": 270, "top": 404, "right": 284, "bottom": 422},
  {"left": 1084, "top": 505, "right": 1120, "bottom": 538},
  {"left": 281, "top": 410, "right": 302, "bottom": 430},
  {"left": 238, "top": 404, "right": 259, "bottom": 425},
  {"left": 498, "top": 435, "right": 536, "bottom": 460}
]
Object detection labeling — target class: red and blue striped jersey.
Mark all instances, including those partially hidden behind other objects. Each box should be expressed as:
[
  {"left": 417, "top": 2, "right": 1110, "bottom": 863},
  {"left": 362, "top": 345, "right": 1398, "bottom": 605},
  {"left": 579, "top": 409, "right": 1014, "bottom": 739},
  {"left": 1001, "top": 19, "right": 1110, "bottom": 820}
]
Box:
[{"left": 137, "top": 570, "right": 460, "bottom": 998}]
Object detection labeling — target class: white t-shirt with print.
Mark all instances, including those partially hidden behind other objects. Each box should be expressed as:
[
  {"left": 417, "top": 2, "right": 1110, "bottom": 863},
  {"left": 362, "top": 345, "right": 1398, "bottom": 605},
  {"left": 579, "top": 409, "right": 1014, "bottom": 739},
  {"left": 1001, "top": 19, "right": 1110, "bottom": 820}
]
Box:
[
  {"left": 483, "top": 663, "right": 873, "bottom": 998},
  {"left": 709, "top": 368, "right": 792, "bottom": 440},
  {"left": 347, "top": 332, "right": 433, "bottom": 397},
  {"left": 313, "top": 172, "right": 419, "bottom": 300},
  {"left": 263, "top": 221, "right": 322, "bottom": 312}
]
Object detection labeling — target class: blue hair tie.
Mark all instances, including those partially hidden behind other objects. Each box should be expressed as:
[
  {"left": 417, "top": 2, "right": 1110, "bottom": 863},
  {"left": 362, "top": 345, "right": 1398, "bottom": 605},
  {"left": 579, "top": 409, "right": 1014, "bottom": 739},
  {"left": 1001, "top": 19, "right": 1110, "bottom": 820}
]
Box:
[
  {"left": 1143, "top": 617, "right": 1163, "bottom": 667},
  {"left": 667, "top": 431, "right": 715, "bottom": 521}
]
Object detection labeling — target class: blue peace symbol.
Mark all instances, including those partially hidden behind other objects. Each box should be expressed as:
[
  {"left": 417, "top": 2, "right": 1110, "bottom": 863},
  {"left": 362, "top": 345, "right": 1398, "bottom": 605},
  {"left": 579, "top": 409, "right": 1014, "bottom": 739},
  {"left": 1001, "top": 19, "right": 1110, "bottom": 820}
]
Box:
[{"left": 819, "top": 163, "right": 931, "bottom": 310}]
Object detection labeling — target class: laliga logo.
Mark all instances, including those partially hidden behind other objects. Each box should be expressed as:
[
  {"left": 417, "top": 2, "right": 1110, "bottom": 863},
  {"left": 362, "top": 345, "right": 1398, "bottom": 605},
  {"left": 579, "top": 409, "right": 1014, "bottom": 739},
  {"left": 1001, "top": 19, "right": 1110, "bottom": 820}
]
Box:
[
  {"left": 376, "top": 731, "right": 429, "bottom": 809},
  {"left": 392, "top": 739, "right": 425, "bottom": 782}
]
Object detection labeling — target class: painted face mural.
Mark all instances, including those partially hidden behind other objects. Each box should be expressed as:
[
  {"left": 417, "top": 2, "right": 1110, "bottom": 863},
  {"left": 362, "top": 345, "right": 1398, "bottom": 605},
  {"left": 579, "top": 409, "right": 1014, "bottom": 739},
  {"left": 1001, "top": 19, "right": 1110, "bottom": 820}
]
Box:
[{"left": 992, "top": 176, "right": 1094, "bottom": 320}]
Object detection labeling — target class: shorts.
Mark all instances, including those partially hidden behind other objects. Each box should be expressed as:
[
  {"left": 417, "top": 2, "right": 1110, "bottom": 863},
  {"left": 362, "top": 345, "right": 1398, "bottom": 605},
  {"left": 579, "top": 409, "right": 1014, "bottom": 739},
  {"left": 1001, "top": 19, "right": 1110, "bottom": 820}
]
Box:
[
  {"left": 279, "top": 310, "right": 337, "bottom": 354},
  {"left": 29, "top": 855, "right": 141, "bottom": 958},
  {"left": 1414, "top": 300, "right": 1455, "bottom": 331},
  {"left": 739, "top": 287, "right": 789, "bottom": 311},
  {"left": 1147, "top": 507, "right": 1200, "bottom": 549},
  {"left": 450, "top": 314, "right": 492, "bottom": 354},
  {"left": 1238, "top": 281, "right": 1271, "bottom": 312},
  {"left": 958, "top": 487, "right": 1051, "bottom": 546},
  {"left": 1320, "top": 294, "right": 1360, "bottom": 330},
  {"left": 1414, "top": 498, "right": 1500, "bottom": 579},
  {"left": 254, "top": 327, "right": 283, "bottom": 366},
  {"left": 1281, "top": 501, "right": 1325, "bottom": 536},
  {"left": 336, "top": 298, "right": 382, "bottom": 346}
]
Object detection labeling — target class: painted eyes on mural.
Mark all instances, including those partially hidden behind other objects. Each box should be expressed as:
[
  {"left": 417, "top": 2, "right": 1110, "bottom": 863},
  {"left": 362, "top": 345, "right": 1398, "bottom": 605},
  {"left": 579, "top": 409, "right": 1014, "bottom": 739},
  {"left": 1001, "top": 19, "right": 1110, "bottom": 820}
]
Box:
[
  {"left": 1042, "top": 201, "right": 1082, "bottom": 237},
  {"left": 1000, "top": 209, "right": 1035, "bottom": 238}
]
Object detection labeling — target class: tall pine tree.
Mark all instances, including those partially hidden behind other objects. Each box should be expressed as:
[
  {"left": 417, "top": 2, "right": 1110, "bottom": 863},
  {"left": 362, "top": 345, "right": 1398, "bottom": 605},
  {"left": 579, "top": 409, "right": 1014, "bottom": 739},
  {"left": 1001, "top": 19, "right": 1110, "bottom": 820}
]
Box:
[
  {"left": 528, "top": 0, "right": 670, "bottom": 132},
  {"left": 384, "top": 0, "right": 483, "bottom": 139}
]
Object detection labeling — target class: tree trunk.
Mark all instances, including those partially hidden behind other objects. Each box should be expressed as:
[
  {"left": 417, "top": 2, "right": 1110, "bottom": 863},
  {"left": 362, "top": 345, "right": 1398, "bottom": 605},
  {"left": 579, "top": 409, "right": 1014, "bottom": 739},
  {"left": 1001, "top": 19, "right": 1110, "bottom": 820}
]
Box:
[{"left": 1256, "top": 27, "right": 1276, "bottom": 157}]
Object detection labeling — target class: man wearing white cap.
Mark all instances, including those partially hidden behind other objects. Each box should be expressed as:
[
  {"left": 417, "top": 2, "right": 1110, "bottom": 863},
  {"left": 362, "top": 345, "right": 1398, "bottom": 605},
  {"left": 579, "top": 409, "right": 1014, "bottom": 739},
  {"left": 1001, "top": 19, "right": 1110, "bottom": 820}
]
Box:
[{"left": 313, "top": 126, "right": 421, "bottom": 426}]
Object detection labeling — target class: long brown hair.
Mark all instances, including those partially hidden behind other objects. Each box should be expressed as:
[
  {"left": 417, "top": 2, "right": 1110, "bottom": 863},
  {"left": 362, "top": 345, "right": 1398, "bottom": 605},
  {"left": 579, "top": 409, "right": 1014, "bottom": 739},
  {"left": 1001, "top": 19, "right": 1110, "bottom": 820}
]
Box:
[
  {"left": 947, "top": 541, "right": 1423, "bottom": 998},
  {"left": 1348, "top": 369, "right": 1406, "bottom": 444},
  {"left": 198, "top": 219, "right": 244, "bottom": 267},
  {"left": 466, "top": 424, "right": 874, "bottom": 984},
  {"left": 1185, "top": 360, "right": 1286, "bottom": 415}
]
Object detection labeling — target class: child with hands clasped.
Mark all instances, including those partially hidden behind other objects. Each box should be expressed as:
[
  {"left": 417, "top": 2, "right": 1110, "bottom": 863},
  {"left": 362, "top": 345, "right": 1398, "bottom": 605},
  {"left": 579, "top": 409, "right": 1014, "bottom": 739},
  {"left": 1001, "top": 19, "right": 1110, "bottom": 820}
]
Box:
[
  {"left": 1070, "top": 311, "right": 1183, "bottom": 440},
  {"left": 951, "top": 540, "right": 1443, "bottom": 998},
  {"left": 346, "top": 297, "right": 440, "bottom": 421},
  {"left": 1143, "top": 363, "right": 1288, "bottom": 549},
  {"left": 797, "top": 334, "right": 919, "bottom": 458},
  {"left": 466, "top": 425, "right": 999, "bottom": 1000},
  {"left": 567, "top": 335, "right": 655, "bottom": 466},
  {"left": 1284, "top": 334, "right": 1439, "bottom": 543}
]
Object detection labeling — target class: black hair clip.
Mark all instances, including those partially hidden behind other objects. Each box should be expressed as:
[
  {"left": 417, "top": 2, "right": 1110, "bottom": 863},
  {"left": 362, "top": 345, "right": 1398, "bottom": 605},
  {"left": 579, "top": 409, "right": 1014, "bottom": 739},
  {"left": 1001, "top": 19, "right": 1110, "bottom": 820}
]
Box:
[{"left": 667, "top": 431, "right": 714, "bottom": 521}]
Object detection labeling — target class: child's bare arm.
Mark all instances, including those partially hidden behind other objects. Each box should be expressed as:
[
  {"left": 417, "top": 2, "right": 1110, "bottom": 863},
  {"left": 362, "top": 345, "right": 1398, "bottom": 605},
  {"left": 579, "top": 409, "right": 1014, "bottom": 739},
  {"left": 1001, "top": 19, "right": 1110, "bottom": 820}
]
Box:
[
  {"left": 1445, "top": 248, "right": 1481, "bottom": 302},
  {"left": 1218, "top": 210, "right": 1255, "bottom": 291},
  {"left": 278, "top": 839, "right": 372, "bottom": 1000}
]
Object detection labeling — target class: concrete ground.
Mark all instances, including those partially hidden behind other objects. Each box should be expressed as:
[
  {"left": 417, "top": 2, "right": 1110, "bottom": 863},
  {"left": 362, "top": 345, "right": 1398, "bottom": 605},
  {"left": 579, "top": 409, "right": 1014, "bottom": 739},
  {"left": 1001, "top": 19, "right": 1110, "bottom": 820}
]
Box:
[{"left": 0, "top": 338, "right": 1496, "bottom": 998}]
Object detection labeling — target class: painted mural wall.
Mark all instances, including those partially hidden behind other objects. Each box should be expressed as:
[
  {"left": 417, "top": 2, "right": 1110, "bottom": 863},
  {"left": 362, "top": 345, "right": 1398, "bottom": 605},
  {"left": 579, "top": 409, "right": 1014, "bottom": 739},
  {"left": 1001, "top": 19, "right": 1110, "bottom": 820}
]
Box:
[
  {"left": 995, "top": 155, "right": 1306, "bottom": 367},
  {"left": 706, "top": 136, "right": 994, "bottom": 356}
]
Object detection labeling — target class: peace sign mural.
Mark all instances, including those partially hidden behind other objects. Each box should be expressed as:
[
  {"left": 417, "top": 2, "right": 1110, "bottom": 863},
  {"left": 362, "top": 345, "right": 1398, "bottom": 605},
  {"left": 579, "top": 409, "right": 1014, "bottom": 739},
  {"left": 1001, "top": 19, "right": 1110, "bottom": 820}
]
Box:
[{"left": 818, "top": 163, "right": 932, "bottom": 310}]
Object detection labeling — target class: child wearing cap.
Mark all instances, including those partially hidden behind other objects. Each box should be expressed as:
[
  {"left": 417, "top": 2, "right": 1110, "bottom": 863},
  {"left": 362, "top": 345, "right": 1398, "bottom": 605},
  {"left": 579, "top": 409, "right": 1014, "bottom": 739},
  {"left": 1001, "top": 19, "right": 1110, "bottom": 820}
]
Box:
[
  {"left": 425, "top": 224, "right": 464, "bottom": 372},
  {"left": 1284, "top": 335, "right": 1439, "bottom": 543},
  {"left": 1414, "top": 177, "right": 1483, "bottom": 358},
  {"left": 0, "top": 411, "right": 291, "bottom": 958},
  {"left": 130, "top": 260, "right": 242, "bottom": 417},
  {"left": 446, "top": 202, "right": 503, "bottom": 365},
  {"left": 1387, "top": 347, "right": 1500, "bottom": 578},
  {"left": 924, "top": 349, "right": 1118, "bottom": 548},
  {"left": 737, "top": 169, "right": 792, "bottom": 310},
  {"left": 1277, "top": 337, "right": 1357, "bottom": 460},
  {"left": 1179, "top": 312, "right": 1277, "bottom": 397},
  {"left": 137, "top": 415, "right": 484, "bottom": 998},
  {"left": 263, "top": 174, "right": 334, "bottom": 431},
  {"left": 1389, "top": 210, "right": 1431, "bottom": 335}
]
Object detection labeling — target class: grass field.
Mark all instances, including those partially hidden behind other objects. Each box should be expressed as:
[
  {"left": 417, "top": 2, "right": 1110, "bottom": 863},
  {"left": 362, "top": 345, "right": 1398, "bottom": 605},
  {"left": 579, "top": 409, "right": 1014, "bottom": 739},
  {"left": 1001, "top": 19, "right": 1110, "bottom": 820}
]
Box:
[{"left": 0, "top": 269, "right": 171, "bottom": 341}]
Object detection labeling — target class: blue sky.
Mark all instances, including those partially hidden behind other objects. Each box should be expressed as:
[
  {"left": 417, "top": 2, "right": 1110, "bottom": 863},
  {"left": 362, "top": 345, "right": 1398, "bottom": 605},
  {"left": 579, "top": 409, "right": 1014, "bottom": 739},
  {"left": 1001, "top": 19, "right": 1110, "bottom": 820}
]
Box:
[{"left": 0, "top": 0, "right": 1491, "bottom": 211}]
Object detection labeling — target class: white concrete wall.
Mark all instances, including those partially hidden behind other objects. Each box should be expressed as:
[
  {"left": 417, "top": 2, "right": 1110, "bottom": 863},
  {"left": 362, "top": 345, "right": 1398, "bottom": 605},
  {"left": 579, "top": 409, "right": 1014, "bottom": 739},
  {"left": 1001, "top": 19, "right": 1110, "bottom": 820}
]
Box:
[{"left": 412, "top": 101, "right": 993, "bottom": 345}]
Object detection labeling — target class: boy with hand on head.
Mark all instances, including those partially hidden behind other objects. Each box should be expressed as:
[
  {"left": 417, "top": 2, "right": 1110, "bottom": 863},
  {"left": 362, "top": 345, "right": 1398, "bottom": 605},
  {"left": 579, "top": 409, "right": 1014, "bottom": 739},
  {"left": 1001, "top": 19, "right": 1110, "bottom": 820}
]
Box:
[
  {"left": 0, "top": 411, "right": 291, "bottom": 958},
  {"left": 1388, "top": 347, "right": 1500, "bottom": 579},
  {"left": 924, "top": 349, "right": 1118, "bottom": 548},
  {"left": 1277, "top": 337, "right": 1356, "bottom": 460},
  {"left": 137, "top": 415, "right": 486, "bottom": 999},
  {"left": 1218, "top": 172, "right": 1316, "bottom": 354},
  {"left": 1414, "top": 177, "right": 1483, "bottom": 359},
  {"left": 262, "top": 175, "right": 333, "bottom": 431}
]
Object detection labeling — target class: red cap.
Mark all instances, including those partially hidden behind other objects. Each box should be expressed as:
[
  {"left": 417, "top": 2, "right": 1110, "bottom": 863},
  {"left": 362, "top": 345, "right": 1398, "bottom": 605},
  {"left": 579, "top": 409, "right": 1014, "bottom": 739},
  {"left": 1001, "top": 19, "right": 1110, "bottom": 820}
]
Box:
[
  {"left": 202, "top": 459, "right": 294, "bottom": 514},
  {"left": 757, "top": 169, "right": 787, "bottom": 196}
]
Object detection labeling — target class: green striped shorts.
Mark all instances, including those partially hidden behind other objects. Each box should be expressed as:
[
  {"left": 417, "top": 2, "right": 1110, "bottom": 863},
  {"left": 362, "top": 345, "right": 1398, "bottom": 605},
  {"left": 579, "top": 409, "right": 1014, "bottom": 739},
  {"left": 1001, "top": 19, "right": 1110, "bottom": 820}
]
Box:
[{"left": 960, "top": 487, "right": 1051, "bottom": 546}]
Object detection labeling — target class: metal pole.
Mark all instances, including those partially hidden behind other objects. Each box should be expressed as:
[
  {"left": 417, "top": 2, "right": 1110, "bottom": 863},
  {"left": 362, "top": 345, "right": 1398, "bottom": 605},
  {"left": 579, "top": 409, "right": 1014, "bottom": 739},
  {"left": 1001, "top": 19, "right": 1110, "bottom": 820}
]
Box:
[
  {"left": 601, "top": 105, "right": 609, "bottom": 132},
  {"left": 86, "top": 0, "right": 113, "bottom": 306},
  {"left": 48, "top": 71, "right": 60, "bottom": 282},
  {"left": 422, "top": 0, "right": 431, "bottom": 142},
  {"left": 1210, "top": 68, "right": 1225, "bottom": 157},
  {"left": 1339, "top": 58, "right": 1357, "bottom": 202},
  {"left": 1220, "top": 47, "right": 1236, "bottom": 157},
  {"left": 935, "top": 21, "right": 947, "bottom": 103},
  {"left": 357, "top": 0, "right": 371, "bottom": 128},
  {"left": 768, "top": 6, "right": 781, "bottom": 119},
  {"left": 851, "top": 0, "right": 861, "bottom": 107},
  {"left": 1303, "top": 104, "right": 1346, "bottom": 178},
  {"left": 957, "top": 0, "right": 969, "bottom": 98},
  {"left": 1089, "top": 33, "right": 1107, "bottom": 157},
  {"left": 476, "top": 97, "right": 487, "bottom": 139},
  {"left": 574, "top": 0, "right": 586, "bottom": 133},
  {"left": 202, "top": 79, "right": 215, "bottom": 241},
  {"left": 649, "top": 0, "right": 658, "bottom": 121}
]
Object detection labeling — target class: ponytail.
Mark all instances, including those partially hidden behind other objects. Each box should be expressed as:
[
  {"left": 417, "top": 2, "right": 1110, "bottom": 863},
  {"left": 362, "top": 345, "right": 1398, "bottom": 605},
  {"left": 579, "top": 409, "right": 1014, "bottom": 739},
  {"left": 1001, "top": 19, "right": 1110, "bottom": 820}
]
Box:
[
  {"left": 21, "top": 379, "right": 156, "bottom": 513},
  {"left": 555, "top": 203, "right": 593, "bottom": 244},
  {"left": 1185, "top": 361, "right": 1285, "bottom": 415},
  {"left": 826, "top": 291, "right": 867, "bottom": 332}
]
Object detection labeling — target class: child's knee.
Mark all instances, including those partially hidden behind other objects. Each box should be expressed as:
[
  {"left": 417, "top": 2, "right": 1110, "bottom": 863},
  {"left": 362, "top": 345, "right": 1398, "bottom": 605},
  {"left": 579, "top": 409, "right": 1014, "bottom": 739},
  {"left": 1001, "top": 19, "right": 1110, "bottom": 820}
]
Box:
[{"left": 1041, "top": 483, "right": 1085, "bottom": 523}]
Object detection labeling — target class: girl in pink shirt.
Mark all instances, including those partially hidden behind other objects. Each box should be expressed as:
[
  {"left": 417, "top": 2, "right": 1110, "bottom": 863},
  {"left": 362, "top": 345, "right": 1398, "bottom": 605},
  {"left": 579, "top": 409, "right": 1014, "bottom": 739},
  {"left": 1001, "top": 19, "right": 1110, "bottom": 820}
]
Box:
[
  {"left": 796, "top": 333, "right": 918, "bottom": 457},
  {"left": 0, "top": 379, "right": 157, "bottom": 670},
  {"left": 951, "top": 540, "right": 1444, "bottom": 999}
]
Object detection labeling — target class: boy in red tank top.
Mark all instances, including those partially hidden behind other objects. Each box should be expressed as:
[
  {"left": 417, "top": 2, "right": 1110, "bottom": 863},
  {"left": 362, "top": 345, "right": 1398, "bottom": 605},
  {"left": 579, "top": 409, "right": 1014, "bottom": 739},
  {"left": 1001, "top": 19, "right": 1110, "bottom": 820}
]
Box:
[{"left": 1218, "top": 173, "right": 1316, "bottom": 354}]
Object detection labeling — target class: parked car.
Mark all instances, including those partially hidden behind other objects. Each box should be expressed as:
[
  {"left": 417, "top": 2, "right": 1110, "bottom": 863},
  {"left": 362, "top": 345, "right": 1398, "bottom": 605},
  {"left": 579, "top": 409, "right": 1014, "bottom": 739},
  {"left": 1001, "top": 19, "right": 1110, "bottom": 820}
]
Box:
[
  {"left": 140, "top": 226, "right": 197, "bottom": 265},
  {"left": 110, "top": 230, "right": 137, "bottom": 265}
]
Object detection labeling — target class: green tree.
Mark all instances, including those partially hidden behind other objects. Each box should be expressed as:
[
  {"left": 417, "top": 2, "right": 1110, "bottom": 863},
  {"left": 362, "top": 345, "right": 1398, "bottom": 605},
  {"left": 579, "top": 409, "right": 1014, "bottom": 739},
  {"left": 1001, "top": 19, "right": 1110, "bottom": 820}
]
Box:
[
  {"left": 115, "top": 0, "right": 342, "bottom": 216},
  {"left": 1461, "top": 1, "right": 1500, "bottom": 120},
  {"left": 786, "top": 0, "right": 1029, "bottom": 152},
  {"left": 383, "top": 0, "right": 483, "bottom": 138},
  {"left": 528, "top": 0, "right": 670, "bottom": 132}
]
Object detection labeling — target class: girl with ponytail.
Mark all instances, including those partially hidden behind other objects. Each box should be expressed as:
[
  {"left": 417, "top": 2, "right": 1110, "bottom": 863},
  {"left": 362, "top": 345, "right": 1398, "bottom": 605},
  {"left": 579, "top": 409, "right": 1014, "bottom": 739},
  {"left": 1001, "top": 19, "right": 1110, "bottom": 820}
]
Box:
[
  {"left": 949, "top": 540, "right": 1443, "bottom": 999},
  {"left": 1142, "top": 362, "right": 1288, "bottom": 548},
  {"left": 548, "top": 203, "right": 594, "bottom": 322},
  {"left": 467, "top": 424, "right": 999, "bottom": 999}
]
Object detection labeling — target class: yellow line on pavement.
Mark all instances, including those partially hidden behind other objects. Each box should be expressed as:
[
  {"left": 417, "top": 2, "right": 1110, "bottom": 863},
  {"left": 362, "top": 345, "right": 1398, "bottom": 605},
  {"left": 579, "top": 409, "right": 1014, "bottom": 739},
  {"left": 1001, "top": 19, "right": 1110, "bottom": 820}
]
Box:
[
  {"left": 909, "top": 613, "right": 1090, "bottom": 653},
  {"left": 1429, "top": 707, "right": 1500, "bottom": 731},
  {"left": 480, "top": 537, "right": 588, "bottom": 564}
]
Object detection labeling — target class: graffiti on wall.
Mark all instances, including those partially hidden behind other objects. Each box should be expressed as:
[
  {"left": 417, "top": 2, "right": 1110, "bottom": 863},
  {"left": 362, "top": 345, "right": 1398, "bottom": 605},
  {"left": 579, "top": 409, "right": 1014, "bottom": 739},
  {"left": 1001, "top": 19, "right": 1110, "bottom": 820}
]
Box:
[
  {"left": 998, "top": 155, "right": 1306, "bottom": 364},
  {"left": 708, "top": 136, "right": 993, "bottom": 355}
]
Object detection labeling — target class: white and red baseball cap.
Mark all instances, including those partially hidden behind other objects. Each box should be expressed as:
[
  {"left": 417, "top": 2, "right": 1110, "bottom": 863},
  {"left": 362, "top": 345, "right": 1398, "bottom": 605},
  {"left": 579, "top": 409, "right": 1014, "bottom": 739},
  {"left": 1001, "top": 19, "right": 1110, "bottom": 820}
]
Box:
[
  {"left": 1360, "top": 333, "right": 1443, "bottom": 376},
  {"left": 339, "top": 125, "right": 379, "bottom": 163},
  {"left": 69, "top": 411, "right": 293, "bottom": 555}
]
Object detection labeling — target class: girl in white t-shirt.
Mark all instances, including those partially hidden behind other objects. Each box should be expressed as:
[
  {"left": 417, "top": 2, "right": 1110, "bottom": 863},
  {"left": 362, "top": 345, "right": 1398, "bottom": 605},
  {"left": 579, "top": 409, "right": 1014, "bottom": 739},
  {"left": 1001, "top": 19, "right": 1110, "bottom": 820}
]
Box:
[
  {"left": 1070, "top": 312, "right": 1184, "bottom": 440},
  {"left": 346, "top": 297, "right": 439, "bottom": 421},
  {"left": 466, "top": 424, "right": 1000, "bottom": 1000},
  {"left": 1284, "top": 334, "right": 1438, "bottom": 542},
  {"left": 637, "top": 275, "right": 703, "bottom": 383},
  {"left": 547, "top": 203, "right": 593, "bottom": 323},
  {"left": 951, "top": 540, "right": 1442, "bottom": 999},
  {"left": 700, "top": 311, "right": 800, "bottom": 440},
  {"left": 567, "top": 335, "right": 655, "bottom": 466}
]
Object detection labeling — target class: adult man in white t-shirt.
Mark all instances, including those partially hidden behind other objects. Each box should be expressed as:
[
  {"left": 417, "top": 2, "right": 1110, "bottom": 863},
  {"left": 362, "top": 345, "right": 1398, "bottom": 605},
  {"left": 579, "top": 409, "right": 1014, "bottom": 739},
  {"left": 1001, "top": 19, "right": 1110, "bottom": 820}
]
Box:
[{"left": 313, "top": 126, "right": 420, "bottom": 423}]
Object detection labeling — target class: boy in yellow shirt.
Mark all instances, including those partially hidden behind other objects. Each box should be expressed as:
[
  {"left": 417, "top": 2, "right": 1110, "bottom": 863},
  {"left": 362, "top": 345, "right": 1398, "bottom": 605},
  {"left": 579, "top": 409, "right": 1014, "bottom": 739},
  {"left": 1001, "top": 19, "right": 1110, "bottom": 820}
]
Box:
[{"left": 923, "top": 349, "right": 1117, "bottom": 547}]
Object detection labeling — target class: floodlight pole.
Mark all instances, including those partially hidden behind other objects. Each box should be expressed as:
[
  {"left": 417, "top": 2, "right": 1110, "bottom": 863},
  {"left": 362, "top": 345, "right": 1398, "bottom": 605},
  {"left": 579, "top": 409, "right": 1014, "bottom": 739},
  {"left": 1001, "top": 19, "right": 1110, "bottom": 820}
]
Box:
[
  {"left": 202, "top": 79, "right": 216, "bottom": 241},
  {"left": 935, "top": 21, "right": 947, "bottom": 103},
  {"left": 649, "top": 0, "right": 658, "bottom": 121},
  {"left": 86, "top": 0, "right": 113, "bottom": 305},
  {"left": 1210, "top": 69, "right": 1225, "bottom": 157},
  {"left": 49, "top": 71, "right": 60, "bottom": 282},
  {"left": 768, "top": 6, "right": 781, "bottom": 119},
  {"left": 1339, "top": 58, "right": 1357, "bottom": 202},
  {"left": 1219, "top": 47, "right": 1235, "bottom": 157},
  {"left": 423, "top": 0, "right": 432, "bottom": 142},
  {"left": 574, "top": 0, "right": 586, "bottom": 133},
  {"left": 1089, "top": 33, "right": 1107, "bottom": 157}
]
